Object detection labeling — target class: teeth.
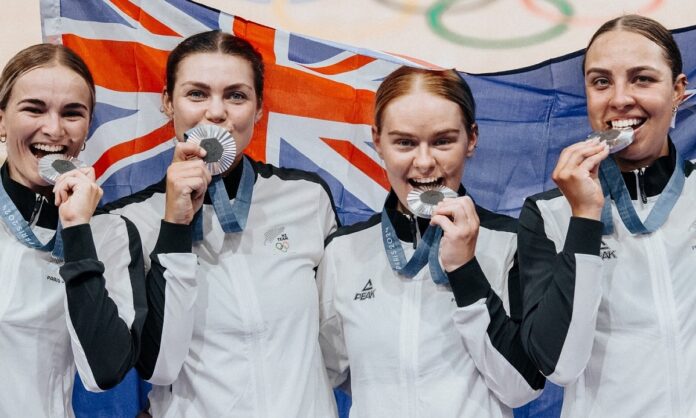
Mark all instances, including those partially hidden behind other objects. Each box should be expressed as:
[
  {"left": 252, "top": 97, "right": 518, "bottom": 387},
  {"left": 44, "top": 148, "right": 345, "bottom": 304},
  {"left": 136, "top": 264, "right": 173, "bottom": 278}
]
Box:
[
  {"left": 412, "top": 177, "right": 438, "bottom": 184},
  {"left": 611, "top": 118, "right": 642, "bottom": 129},
  {"left": 32, "top": 144, "right": 65, "bottom": 153}
]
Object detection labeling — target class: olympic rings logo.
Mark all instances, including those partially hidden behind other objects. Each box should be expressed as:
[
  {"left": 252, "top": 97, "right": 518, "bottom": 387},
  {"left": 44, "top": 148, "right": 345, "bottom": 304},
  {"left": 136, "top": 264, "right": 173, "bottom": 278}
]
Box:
[{"left": 275, "top": 240, "right": 289, "bottom": 252}]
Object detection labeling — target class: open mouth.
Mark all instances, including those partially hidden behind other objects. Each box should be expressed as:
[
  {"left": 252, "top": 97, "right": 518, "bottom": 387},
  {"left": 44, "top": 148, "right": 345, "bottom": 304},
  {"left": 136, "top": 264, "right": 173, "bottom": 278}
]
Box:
[
  {"left": 608, "top": 118, "right": 645, "bottom": 131},
  {"left": 408, "top": 177, "right": 443, "bottom": 189},
  {"left": 30, "top": 143, "right": 67, "bottom": 159}
]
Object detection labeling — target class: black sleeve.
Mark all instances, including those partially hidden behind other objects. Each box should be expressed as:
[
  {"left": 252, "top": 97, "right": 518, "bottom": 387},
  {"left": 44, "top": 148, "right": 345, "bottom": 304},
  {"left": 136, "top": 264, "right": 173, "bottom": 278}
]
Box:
[
  {"left": 60, "top": 219, "right": 147, "bottom": 390},
  {"left": 517, "top": 197, "right": 603, "bottom": 380},
  {"left": 136, "top": 220, "right": 194, "bottom": 381},
  {"left": 448, "top": 256, "right": 546, "bottom": 390}
]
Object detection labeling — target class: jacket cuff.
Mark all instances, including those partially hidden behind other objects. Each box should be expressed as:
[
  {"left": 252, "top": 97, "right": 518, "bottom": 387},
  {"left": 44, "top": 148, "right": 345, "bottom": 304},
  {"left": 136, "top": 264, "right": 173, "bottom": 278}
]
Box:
[
  {"left": 153, "top": 220, "right": 193, "bottom": 254},
  {"left": 61, "top": 224, "right": 98, "bottom": 262},
  {"left": 447, "top": 257, "right": 491, "bottom": 307},
  {"left": 563, "top": 217, "right": 603, "bottom": 256}
]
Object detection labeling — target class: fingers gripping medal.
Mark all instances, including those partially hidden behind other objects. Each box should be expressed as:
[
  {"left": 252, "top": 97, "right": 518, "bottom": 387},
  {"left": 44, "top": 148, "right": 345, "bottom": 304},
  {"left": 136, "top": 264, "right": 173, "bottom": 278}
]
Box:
[
  {"left": 184, "top": 124, "right": 237, "bottom": 175},
  {"left": 587, "top": 127, "right": 634, "bottom": 154},
  {"left": 407, "top": 184, "right": 458, "bottom": 218},
  {"left": 38, "top": 154, "right": 89, "bottom": 184}
]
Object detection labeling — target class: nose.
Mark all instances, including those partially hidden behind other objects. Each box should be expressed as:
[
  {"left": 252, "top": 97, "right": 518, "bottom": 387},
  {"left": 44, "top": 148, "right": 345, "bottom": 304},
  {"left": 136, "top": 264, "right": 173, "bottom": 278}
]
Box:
[
  {"left": 205, "top": 96, "right": 227, "bottom": 123},
  {"left": 41, "top": 112, "right": 65, "bottom": 139},
  {"left": 413, "top": 143, "right": 435, "bottom": 173},
  {"left": 608, "top": 82, "right": 636, "bottom": 111}
]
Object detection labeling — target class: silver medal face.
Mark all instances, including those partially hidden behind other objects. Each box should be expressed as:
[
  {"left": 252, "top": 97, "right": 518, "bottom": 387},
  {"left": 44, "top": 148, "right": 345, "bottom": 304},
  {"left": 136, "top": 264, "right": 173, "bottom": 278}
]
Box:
[
  {"left": 587, "top": 127, "right": 634, "bottom": 154},
  {"left": 38, "top": 154, "right": 88, "bottom": 185},
  {"left": 406, "top": 185, "right": 457, "bottom": 218},
  {"left": 184, "top": 124, "right": 237, "bottom": 175}
]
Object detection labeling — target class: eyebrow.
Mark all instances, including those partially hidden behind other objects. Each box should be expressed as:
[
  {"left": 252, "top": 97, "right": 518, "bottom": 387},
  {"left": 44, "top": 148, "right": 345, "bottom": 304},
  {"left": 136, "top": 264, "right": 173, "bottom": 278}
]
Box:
[
  {"left": 585, "top": 65, "right": 660, "bottom": 76},
  {"left": 17, "top": 98, "right": 89, "bottom": 112},
  {"left": 386, "top": 128, "right": 460, "bottom": 137},
  {"left": 180, "top": 81, "right": 253, "bottom": 90}
]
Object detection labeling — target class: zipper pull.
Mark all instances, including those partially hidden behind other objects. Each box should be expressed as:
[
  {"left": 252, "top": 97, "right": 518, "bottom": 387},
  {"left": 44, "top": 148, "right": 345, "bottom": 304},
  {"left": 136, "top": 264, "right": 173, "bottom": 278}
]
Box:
[
  {"left": 637, "top": 168, "right": 647, "bottom": 204},
  {"left": 409, "top": 214, "right": 417, "bottom": 249},
  {"left": 29, "top": 194, "right": 44, "bottom": 224}
]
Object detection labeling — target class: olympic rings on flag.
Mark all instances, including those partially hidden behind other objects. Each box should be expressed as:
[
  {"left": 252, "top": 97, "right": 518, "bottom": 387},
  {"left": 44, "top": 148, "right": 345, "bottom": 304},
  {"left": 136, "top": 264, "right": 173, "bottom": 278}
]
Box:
[
  {"left": 521, "top": 0, "right": 664, "bottom": 27},
  {"left": 427, "top": 0, "right": 573, "bottom": 49},
  {"left": 374, "top": 0, "right": 496, "bottom": 15},
  {"left": 271, "top": 0, "right": 415, "bottom": 42}
]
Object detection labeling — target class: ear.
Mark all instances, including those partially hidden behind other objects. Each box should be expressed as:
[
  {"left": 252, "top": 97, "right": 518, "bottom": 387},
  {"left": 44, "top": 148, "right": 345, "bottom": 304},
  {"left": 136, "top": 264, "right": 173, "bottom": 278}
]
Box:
[
  {"left": 465, "top": 123, "right": 478, "bottom": 158},
  {"left": 254, "top": 106, "right": 263, "bottom": 124},
  {"left": 372, "top": 125, "right": 383, "bottom": 158},
  {"left": 673, "top": 73, "right": 688, "bottom": 105},
  {"left": 0, "top": 109, "right": 6, "bottom": 139},
  {"left": 161, "top": 87, "right": 174, "bottom": 119}
]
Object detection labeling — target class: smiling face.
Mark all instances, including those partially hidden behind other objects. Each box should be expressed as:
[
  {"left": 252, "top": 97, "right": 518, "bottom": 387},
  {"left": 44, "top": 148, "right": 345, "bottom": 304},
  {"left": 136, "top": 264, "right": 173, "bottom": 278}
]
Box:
[
  {"left": 373, "top": 86, "right": 476, "bottom": 212},
  {"left": 163, "top": 52, "right": 262, "bottom": 170},
  {"left": 584, "top": 30, "right": 686, "bottom": 170},
  {"left": 0, "top": 64, "right": 91, "bottom": 190}
]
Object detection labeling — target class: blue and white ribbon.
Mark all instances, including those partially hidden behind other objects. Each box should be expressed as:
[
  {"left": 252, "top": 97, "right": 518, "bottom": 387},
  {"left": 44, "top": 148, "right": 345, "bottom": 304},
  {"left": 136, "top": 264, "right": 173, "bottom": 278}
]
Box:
[
  {"left": 193, "top": 157, "right": 254, "bottom": 241},
  {"left": 0, "top": 182, "right": 63, "bottom": 259},
  {"left": 381, "top": 210, "right": 448, "bottom": 285},
  {"left": 599, "top": 153, "right": 685, "bottom": 235}
]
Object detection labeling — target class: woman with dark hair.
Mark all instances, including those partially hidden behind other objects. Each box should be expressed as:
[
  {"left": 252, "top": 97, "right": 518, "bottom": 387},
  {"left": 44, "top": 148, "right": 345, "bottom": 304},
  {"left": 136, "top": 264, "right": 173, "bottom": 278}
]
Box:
[
  {"left": 317, "top": 66, "right": 544, "bottom": 417},
  {"left": 105, "top": 30, "right": 339, "bottom": 417},
  {"left": 0, "top": 44, "right": 145, "bottom": 417},
  {"left": 518, "top": 14, "right": 692, "bottom": 417}
]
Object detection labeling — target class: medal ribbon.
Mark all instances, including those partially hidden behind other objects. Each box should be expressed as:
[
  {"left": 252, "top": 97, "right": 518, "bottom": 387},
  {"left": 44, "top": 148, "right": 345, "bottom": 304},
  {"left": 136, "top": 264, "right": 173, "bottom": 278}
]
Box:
[
  {"left": 193, "top": 157, "right": 254, "bottom": 241},
  {"left": 0, "top": 182, "right": 63, "bottom": 259},
  {"left": 599, "top": 153, "right": 685, "bottom": 235},
  {"left": 381, "top": 210, "right": 449, "bottom": 285}
]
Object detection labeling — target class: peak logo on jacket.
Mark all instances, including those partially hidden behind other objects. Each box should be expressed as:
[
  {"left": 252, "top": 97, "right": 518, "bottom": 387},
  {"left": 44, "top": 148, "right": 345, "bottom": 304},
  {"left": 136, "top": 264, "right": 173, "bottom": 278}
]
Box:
[
  {"left": 600, "top": 240, "right": 617, "bottom": 260},
  {"left": 354, "top": 279, "right": 375, "bottom": 300}
]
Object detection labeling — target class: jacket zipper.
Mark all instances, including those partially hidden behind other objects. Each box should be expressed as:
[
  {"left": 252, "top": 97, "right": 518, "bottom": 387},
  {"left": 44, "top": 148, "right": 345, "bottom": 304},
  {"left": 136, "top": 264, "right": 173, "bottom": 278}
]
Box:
[
  {"left": 29, "top": 194, "right": 44, "bottom": 225},
  {"left": 645, "top": 235, "right": 683, "bottom": 416},
  {"left": 635, "top": 168, "right": 647, "bottom": 204},
  {"left": 409, "top": 215, "right": 417, "bottom": 250}
]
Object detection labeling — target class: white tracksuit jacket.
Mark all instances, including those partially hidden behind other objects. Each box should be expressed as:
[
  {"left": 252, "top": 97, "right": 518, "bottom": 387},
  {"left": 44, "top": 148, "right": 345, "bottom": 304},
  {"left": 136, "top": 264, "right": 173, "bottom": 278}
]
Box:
[
  {"left": 518, "top": 144, "right": 696, "bottom": 417},
  {"left": 105, "top": 156, "right": 339, "bottom": 418},
  {"left": 0, "top": 163, "right": 146, "bottom": 418},
  {"left": 318, "top": 190, "right": 544, "bottom": 418}
]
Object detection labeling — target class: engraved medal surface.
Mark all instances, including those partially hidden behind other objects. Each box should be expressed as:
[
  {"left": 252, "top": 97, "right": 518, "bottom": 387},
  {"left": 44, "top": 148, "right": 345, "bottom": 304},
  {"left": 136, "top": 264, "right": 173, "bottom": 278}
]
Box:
[
  {"left": 406, "top": 185, "right": 458, "bottom": 218},
  {"left": 184, "top": 124, "right": 237, "bottom": 175},
  {"left": 38, "top": 154, "right": 88, "bottom": 185}
]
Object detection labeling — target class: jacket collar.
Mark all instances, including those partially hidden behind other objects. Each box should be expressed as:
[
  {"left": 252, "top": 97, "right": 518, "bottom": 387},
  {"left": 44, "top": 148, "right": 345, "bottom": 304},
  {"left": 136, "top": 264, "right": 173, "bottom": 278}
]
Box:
[
  {"left": 0, "top": 162, "right": 59, "bottom": 229},
  {"left": 620, "top": 140, "right": 676, "bottom": 200},
  {"left": 203, "top": 155, "right": 257, "bottom": 204}
]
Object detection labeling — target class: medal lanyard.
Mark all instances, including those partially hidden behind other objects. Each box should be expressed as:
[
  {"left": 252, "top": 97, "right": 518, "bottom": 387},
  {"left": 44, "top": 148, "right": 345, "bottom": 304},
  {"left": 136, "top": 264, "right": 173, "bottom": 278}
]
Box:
[
  {"left": 599, "top": 153, "right": 685, "bottom": 235},
  {"left": 0, "top": 182, "right": 63, "bottom": 259},
  {"left": 193, "top": 157, "right": 254, "bottom": 242},
  {"left": 380, "top": 210, "right": 449, "bottom": 285}
]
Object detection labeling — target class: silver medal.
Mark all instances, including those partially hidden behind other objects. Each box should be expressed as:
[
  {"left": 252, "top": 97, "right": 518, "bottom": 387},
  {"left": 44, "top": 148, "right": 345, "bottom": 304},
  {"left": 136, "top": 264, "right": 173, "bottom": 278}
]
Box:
[
  {"left": 587, "top": 128, "right": 634, "bottom": 154},
  {"left": 38, "top": 154, "right": 88, "bottom": 185},
  {"left": 406, "top": 184, "right": 457, "bottom": 218},
  {"left": 184, "top": 124, "right": 237, "bottom": 175}
]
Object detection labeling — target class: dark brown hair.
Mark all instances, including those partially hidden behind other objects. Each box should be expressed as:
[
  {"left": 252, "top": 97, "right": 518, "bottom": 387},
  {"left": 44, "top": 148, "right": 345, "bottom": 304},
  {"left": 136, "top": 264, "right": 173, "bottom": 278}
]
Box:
[
  {"left": 165, "top": 30, "right": 265, "bottom": 108},
  {"left": 584, "top": 14, "right": 682, "bottom": 81}
]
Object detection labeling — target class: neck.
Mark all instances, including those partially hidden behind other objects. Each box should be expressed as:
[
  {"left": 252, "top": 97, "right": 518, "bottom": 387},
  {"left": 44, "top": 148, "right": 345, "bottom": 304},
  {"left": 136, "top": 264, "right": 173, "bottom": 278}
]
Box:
[
  {"left": 7, "top": 163, "right": 53, "bottom": 198},
  {"left": 613, "top": 139, "right": 670, "bottom": 172}
]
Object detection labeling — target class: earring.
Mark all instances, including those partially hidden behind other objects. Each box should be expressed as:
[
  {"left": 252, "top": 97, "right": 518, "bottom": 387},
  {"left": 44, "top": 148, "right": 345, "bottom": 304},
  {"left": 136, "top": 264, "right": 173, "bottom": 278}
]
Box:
[
  {"left": 81, "top": 142, "right": 86, "bottom": 151},
  {"left": 0, "top": 135, "right": 5, "bottom": 143},
  {"left": 670, "top": 105, "right": 679, "bottom": 129}
]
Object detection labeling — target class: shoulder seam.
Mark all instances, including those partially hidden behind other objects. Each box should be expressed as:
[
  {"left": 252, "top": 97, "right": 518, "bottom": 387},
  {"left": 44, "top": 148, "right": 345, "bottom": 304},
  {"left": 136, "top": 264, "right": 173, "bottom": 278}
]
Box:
[{"left": 325, "top": 212, "right": 381, "bottom": 246}]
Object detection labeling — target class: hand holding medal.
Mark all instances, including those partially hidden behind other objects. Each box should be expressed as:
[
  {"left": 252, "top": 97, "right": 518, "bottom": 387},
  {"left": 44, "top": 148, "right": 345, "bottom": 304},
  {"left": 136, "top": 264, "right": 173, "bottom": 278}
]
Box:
[
  {"left": 40, "top": 155, "right": 103, "bottom": 228},
  {"left": 429, "top": 195, "right": 479, "bottom": 272}
]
